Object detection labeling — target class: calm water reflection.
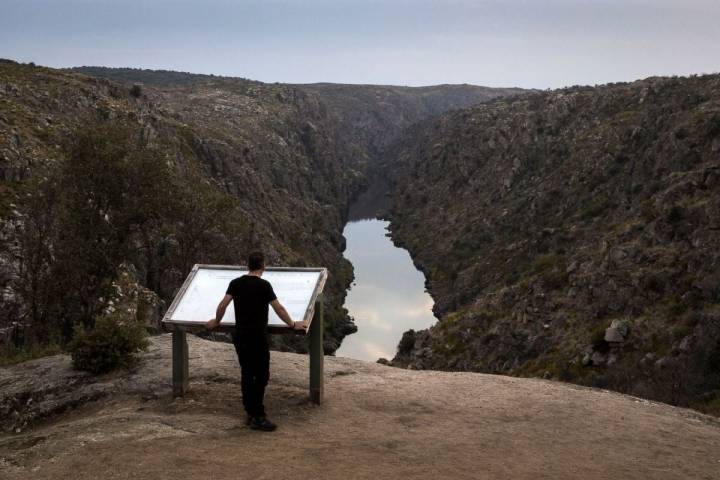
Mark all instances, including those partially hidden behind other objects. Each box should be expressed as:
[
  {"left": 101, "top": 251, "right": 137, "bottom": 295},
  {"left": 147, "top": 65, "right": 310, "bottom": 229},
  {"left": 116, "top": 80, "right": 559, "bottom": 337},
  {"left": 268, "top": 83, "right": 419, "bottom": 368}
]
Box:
[{"left": 336, "top": 219, "right": 437, "bottom": 361}]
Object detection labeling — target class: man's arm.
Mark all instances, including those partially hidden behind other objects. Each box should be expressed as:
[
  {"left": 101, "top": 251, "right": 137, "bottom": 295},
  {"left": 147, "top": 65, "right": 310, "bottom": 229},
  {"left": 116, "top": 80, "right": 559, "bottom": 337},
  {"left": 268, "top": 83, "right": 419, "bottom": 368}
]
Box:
[
  {"left": 206, "top": 294, "right": 233, "bottom": 330},
  {"left": 270, "top": 299, "right": 307, "bottom": 331}
]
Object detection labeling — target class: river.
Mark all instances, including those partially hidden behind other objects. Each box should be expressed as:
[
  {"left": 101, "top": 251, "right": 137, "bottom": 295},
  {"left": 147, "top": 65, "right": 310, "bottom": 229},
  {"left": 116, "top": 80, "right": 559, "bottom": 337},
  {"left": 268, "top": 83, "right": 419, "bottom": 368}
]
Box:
[{"left": 335, "top": 219, "right": 437, "bottom": 361}]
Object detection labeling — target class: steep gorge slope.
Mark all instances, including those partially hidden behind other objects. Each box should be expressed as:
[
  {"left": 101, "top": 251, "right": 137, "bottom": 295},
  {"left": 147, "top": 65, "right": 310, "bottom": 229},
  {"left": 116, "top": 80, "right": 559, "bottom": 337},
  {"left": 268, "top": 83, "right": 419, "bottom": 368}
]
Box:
[
  {"left": 295, "top": 82, "right": 525, "bottom": 168},
  {"left": 386, "top": 74, "right": 720, "bottom": 414},
  {"left": 1, "top": 61, "right": 518, "bottom": 355},
  {"left": 0, "top": 60, "right": 361, "bottom": 352}
]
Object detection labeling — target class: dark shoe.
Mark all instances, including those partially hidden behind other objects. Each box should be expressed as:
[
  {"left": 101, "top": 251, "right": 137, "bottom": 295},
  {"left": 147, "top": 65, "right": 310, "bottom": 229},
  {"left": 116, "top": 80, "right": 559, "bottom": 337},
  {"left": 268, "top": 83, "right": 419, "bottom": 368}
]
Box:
[{"left": 249, "top": 416, "right": 277, "bottom": 432}]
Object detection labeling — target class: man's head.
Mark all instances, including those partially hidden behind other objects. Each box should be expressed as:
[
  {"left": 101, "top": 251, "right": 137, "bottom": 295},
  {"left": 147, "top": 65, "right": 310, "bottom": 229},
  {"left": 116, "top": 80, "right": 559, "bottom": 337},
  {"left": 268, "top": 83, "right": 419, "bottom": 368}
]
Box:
[{"left": 248, "top": 251, "right": 265, "bottom": 272}]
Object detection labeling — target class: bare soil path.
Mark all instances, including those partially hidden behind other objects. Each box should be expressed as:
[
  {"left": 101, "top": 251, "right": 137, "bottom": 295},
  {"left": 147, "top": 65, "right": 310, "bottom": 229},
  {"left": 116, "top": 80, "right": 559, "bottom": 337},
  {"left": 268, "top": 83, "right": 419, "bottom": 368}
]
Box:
[{"left": 1, "top": 334, "right": 719, "bottom": 479}]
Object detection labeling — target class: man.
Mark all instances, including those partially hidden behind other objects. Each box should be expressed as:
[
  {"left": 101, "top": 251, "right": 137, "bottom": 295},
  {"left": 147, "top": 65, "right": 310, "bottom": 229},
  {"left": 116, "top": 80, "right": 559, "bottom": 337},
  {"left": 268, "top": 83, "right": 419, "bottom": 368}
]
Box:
[{"left": 206, "top": 251, "right": 306, "bottom": 431}]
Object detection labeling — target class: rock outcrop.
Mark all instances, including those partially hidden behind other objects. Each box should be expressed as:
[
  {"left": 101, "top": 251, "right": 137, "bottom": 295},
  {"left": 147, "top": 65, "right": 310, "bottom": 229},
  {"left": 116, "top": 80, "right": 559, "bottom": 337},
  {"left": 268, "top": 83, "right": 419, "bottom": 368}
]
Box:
[{"left": 1, "top": 334, "right": 720, "bottom": 480}]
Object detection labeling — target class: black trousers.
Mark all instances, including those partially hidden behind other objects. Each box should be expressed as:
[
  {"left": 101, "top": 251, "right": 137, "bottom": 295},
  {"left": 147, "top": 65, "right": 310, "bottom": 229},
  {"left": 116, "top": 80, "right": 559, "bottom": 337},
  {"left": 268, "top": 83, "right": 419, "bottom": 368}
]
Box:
[{"left": 231, "top": 331, "right": 270, "bottom": 418}]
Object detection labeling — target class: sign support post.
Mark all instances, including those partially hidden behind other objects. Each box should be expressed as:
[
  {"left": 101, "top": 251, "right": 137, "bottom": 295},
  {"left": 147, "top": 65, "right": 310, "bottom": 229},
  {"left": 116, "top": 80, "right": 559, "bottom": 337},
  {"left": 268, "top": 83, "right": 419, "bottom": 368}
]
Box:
[
  {"left": 172, "top": 329, "right": 189, "bottom": 397},
  {"left": 309, "top": 295, "right": 324, "bottom": 404}
]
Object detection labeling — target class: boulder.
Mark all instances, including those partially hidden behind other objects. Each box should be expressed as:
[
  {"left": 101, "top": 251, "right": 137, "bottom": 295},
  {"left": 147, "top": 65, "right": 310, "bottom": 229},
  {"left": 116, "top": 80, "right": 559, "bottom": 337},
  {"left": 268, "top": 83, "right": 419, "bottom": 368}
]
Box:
[
  {"left": 605, "top": 319, "right": 630, "bottom": 343},
  {"left": 582, "top": 353, "right": 592, "bottom": 366}
]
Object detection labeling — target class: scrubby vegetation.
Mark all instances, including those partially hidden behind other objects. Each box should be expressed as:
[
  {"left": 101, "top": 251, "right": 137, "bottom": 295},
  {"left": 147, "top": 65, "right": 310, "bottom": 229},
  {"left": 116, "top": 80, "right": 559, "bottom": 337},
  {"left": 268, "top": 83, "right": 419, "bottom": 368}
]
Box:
[
  {"left": 68, "top": 311, "right": 149, "bottom": 373},
  {"left": 68, "top": 66, "right": 251, "bottom": 86},
  {"left": 9, "top": 121, "right": 247, "bottom": 350},
  {"left": 2, "top": 61, "right": 510, "bottom": 363},
  {"left": 386, "top": 74, "right": 720, "bottom": 414}
]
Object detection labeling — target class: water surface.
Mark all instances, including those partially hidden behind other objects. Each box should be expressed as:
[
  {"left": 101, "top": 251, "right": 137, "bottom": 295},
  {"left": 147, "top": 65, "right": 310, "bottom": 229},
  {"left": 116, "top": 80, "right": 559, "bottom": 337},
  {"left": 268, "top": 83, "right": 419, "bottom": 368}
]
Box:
[{"left": 336, "top": 219, "right": 437, "bottom": 361}]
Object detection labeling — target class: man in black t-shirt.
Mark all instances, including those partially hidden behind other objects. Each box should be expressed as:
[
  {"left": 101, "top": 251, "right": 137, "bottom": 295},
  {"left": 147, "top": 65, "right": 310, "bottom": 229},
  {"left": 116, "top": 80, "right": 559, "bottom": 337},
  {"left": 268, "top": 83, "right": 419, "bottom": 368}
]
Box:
[{"left": 206, "top": 251, "right": 306, "bottom": 431}]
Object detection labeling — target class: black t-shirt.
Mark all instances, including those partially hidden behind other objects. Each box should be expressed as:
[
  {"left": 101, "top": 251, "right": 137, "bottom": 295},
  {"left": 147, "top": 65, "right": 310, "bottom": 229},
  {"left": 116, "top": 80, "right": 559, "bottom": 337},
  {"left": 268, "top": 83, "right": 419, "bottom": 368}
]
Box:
[{"left": 225, "top": 275, "right": 277, "bottom": 333}]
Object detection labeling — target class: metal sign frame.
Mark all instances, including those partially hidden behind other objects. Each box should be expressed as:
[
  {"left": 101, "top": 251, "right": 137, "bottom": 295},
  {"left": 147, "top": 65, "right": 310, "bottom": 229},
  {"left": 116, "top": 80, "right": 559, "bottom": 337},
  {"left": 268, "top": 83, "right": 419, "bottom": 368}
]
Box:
[
  {"left": 161, "top": 264, "right": 327, "bottom": 404},
  {"left": 162, "top": 264, "right": 328, "bottom": 334}
]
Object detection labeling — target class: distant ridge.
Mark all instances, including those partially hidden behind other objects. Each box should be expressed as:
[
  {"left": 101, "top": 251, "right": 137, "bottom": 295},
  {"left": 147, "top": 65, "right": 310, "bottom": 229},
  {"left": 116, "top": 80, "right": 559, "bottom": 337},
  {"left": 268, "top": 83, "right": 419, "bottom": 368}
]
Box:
[{"left": 68, "top": 66, "right": 257, "bottom": 86}]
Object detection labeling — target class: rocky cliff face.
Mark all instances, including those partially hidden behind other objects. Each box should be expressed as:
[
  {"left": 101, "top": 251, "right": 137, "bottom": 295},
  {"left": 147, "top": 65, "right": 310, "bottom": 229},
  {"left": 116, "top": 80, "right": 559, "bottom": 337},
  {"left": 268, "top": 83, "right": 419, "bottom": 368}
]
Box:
[
  {"left": 386, "top": 75, "right": 720, "bottom": 414},
  {"left": 0, "top": 61, "right": 360, "bottom": 353},
  {"left": 137, "top": 78, "right": 365, "bottom": 353},
  {"left": 295, "top": 83, "right": 525, "bottom": 170},
  {"left": 1, "top": 60, "right": 516, "bottom": 354}
]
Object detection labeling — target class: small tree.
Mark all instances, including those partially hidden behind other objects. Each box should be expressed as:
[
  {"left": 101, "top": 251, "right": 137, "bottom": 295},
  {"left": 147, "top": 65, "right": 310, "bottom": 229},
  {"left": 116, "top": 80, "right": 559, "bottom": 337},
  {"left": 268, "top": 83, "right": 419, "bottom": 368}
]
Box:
[
  {"left": 48, "top": 123, "right": 173, "bottom": 337},
  {"left": 12, "top": 175, "right": 58, "bottom": 345},
  {"left": 165, "top": 164, "right": 250, "bottom": 279},
  {"left": 129, "top": 84, "right": 142, "bottom": 98},
  {"left": 11, "top": 120, "right": 254, "bottom": 355}
]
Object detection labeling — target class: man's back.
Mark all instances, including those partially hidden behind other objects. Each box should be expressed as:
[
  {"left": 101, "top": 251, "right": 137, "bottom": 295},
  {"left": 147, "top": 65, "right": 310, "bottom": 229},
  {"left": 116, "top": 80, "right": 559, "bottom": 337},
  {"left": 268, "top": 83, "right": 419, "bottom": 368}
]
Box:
[
  {"left": 226, "top": 274, "right": 277, "bottom": 333},
  {"left": 206, "top": 251, "right": 305, "bottom": 432}
]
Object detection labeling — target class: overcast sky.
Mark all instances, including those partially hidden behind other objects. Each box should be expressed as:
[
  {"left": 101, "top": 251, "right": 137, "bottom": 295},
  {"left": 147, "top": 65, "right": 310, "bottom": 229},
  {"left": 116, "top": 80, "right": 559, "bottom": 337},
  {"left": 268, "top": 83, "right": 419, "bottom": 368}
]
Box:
[{"left": 1, "top": 0, "right": 718, "bottom": 89}]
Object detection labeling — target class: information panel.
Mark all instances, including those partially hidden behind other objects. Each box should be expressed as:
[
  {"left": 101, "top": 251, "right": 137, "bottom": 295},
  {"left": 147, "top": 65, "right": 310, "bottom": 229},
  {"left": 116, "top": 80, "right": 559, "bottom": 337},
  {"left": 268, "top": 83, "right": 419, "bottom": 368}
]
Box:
[{"left": 163, "top": 265, "right": 327, "bottom": 331}]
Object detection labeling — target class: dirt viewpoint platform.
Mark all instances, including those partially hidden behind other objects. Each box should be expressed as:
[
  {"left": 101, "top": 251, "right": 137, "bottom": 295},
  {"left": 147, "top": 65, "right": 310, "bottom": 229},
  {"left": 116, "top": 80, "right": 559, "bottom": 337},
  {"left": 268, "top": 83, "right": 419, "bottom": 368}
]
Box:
[{"left": 1, "top": 334, "right": 719, "bottom": 480}]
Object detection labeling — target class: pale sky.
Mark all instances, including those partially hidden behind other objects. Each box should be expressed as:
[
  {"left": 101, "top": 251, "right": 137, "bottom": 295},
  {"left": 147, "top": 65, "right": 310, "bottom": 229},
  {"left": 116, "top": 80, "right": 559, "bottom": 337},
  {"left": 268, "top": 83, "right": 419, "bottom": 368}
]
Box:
[{"left": 1, "top": 0, "right": 718, "bottom": 89}]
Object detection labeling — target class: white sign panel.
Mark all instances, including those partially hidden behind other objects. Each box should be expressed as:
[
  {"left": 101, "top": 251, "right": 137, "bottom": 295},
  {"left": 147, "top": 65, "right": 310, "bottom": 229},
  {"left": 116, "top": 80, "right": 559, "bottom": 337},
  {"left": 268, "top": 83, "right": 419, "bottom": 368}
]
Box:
[{"left": 163, "top": 265, "right": 326, "bottom": 329}]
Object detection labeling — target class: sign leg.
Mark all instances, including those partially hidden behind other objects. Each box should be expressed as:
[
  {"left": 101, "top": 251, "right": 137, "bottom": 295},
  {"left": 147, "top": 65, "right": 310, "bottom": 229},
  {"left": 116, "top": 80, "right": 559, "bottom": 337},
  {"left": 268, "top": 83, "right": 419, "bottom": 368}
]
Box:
[
  {"left": 172, "top": 329, "right": 189, "bottom": 397},
  {"left": 309, "top": 296, "right": 324, "bottom": 404}
]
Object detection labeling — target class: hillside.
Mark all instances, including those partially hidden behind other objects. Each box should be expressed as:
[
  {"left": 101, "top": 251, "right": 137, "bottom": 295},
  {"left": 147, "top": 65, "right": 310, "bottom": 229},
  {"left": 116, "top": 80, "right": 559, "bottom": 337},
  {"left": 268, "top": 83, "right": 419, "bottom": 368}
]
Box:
[
  {"left": 0, "top": 59, "right": 360, "bottom": 353},
  {"left": 0, "top": 60, "right": 518, "bottom": 355},
  {"left": 70, "top": 66, "right": 524, "bottom": 174},
  {"left": 8, "top": 60, "right": 720, "bottom": 418},
  {"left": 68, "top": 66, "right": 254, "bottom": 86},
  {"left": 384, "top": 74, "right": 720, "bottom": 414},
  {"left": 2, "top": 334, "right": 719, "bottom": 479}
]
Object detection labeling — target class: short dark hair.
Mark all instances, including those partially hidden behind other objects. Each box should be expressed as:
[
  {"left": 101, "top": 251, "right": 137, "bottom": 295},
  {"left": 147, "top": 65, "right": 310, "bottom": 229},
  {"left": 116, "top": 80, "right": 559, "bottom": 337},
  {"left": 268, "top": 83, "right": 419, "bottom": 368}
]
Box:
[{"left": 248, "top": 251, "right": 265, "bottom": 271}]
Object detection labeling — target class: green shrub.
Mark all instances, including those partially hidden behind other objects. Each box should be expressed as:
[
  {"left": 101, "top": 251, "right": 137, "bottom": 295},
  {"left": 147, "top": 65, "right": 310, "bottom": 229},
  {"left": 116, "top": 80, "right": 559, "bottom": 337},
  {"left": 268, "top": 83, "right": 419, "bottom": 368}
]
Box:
[
  {"left": 590, "top": 322, "right": 610, "bottom": 353},
  {"left": 639, "top": 199, "right": 658, "bottom": 222},
  {"left": 705, "top": 113, "right": 720, "bottom": 138},
  {"left": 671, "top": 321, "right": 694, "bottom": 340},
  {"left": 666, "top": 295, "right": 689, "bottom": 316},
  {"left": 129, "top": 84, "right": 142, "bottom": 98},
  {"left": 531, "top": 253, "right": 564, "bottom": 275},
  {"left": 666, "top": 205, "right": 684, "bottom": 224},
  {"left": 579, "top": 198, "right": 610, "bottom": 220},
  {"left": 696, "top": 390, "right": 720, "bottom": 417},
  {"left": 397, "top": 329, "right": 417, "bottom": 355},
  {"left": 68, "top": 311, "right": 149, "bottom": 374},
  {"left": 95, "top": 105, "right": 110, "bottom": 120},
  {"left": 542, "top": 268, "right": 569, "bottom": 290}
]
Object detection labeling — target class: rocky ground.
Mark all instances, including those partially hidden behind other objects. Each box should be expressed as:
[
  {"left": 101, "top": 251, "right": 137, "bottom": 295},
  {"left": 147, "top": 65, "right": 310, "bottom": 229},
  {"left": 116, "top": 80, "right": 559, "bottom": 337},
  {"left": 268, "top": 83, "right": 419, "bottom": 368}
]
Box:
[{"left": 1, "top": 334, "right": 719, "bottom": 479}]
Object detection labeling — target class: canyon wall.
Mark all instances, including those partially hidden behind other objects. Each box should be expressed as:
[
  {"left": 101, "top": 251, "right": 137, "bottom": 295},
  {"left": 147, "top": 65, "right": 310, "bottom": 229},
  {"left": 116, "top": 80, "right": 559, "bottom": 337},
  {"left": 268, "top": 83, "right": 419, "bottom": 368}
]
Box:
[
  {"left": 385, "top": 74, "right": 720, "bottom": 414},
  {"left": 1, "top": 60, "right": 516, "bottom": 353}
]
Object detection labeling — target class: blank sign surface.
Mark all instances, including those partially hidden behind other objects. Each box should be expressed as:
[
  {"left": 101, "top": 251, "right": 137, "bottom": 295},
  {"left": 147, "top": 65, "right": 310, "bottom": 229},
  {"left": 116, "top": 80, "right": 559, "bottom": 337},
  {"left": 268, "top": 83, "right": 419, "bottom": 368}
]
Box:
[{"left": 165, "top": 266, "right": 324, "bottom": 327}]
